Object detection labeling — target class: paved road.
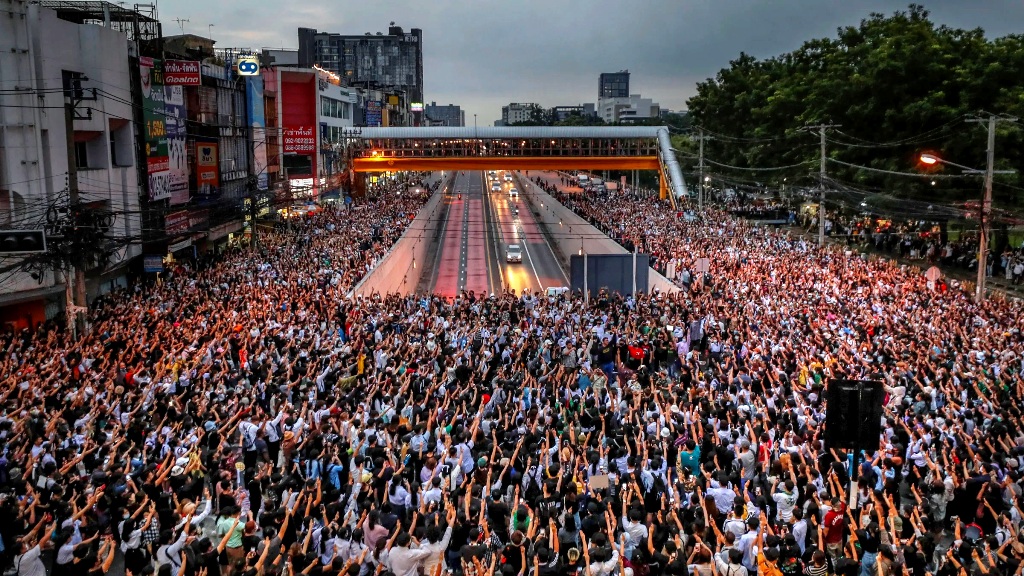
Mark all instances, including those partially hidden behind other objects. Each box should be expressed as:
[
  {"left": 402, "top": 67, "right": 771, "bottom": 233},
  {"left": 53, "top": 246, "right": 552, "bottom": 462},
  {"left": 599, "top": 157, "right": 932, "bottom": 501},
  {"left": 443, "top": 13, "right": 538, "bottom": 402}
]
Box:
[
  {"left": 427, "top": 171, "right": 567, "bottom": 298},
  {"left": 429, "top": 171, "right": 495, "bottom": 298},
  {"left": 489, "top": 171, "right": 568, "bottom": 295}
]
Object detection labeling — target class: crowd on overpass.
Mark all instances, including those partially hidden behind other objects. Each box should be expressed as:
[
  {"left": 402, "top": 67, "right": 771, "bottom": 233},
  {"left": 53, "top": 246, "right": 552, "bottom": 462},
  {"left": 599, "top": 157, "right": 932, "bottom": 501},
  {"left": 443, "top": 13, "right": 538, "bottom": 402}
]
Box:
[{"left": 1, "top": 170, "right": 1024, "bottom": 576}]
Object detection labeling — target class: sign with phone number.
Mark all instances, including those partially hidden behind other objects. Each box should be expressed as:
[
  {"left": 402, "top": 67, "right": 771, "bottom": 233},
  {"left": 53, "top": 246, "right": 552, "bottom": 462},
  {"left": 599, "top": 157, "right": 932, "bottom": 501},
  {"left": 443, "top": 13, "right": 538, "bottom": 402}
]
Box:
[{"left": 284, "top": 126, "right": 315, "bottom": 153}]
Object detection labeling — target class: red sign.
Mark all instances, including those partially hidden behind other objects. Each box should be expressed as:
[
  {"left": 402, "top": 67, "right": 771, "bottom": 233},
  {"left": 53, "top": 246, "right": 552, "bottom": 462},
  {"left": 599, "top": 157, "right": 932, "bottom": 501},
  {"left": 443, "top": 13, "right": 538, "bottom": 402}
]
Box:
[
  {"left": 165, "top": 210, "right": 190, "bottom": 234},
  {"left": 164, "top": 60, "right": 201, "bottom": 86},
  {"left": 196, "top": 141, "right": 219, "bottom": 194},
  {"left": 284, "top": 126, "right": 315, "bottom": 154}
]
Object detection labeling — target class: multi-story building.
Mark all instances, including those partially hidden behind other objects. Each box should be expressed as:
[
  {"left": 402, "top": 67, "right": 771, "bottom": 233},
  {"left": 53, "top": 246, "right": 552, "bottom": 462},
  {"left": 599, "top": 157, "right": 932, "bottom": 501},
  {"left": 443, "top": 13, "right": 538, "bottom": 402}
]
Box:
[
  {"left": 597, "top": 94, "right": 661, "bottom": 124},
  {"left": 0, "top": 0, "right": 157, "bottom": 328},
  {"left": 425, "top": 102, "right": 464, "bottom": 127},
  {"left": 599, "top": 71, "right": 630, "bottom": 99},
  {"left": 297, "top": 25, "right": 423, "bottom": 105},
  {"left": 501, "top": 103, "right": 544, "bottom": 125}
]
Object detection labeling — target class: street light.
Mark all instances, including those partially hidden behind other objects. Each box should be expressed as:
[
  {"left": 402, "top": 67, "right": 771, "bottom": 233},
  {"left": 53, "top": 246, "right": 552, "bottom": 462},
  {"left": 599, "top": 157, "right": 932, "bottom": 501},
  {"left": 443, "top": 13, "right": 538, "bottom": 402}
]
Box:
[{"left": 919, "top": 152, "right": 1015, "bottom": 302}]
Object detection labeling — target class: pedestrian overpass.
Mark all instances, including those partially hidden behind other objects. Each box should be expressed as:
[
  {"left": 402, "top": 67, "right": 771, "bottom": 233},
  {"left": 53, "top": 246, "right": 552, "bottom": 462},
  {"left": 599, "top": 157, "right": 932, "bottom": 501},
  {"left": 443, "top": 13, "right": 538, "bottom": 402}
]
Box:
[{"left": 346, "top": 126, "right": 688, "bottom": 202}]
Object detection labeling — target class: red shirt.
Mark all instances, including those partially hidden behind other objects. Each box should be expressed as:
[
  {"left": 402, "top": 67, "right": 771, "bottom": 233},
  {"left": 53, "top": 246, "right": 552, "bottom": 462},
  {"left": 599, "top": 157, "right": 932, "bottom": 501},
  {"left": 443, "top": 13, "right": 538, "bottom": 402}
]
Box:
[{"left": 823, "top": 508, "right": 846, "bottom": 544}]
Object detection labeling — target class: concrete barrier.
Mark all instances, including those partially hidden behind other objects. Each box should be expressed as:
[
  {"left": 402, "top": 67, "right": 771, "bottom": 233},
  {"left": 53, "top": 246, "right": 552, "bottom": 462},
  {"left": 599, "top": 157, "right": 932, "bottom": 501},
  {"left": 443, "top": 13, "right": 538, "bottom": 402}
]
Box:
[
  {"left": 514, "top": 173, "right": 679, "bottom": 294},
  {"left": 349, "top": 173, "right": 452, "bottom": 297}
]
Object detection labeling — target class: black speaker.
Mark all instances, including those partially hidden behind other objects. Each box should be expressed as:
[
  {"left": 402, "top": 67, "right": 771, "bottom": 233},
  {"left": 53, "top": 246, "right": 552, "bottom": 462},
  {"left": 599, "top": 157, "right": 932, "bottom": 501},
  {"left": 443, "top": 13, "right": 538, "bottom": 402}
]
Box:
[{"left": 824, "top": 380, "right": 884, "bottom": 452}]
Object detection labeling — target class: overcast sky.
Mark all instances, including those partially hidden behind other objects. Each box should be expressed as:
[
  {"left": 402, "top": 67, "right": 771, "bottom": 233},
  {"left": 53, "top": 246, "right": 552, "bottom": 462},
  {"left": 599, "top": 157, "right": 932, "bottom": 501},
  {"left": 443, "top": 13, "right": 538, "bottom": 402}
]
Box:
[{"left": 160, "top": 1, "right": 1024, "bottom": 124}]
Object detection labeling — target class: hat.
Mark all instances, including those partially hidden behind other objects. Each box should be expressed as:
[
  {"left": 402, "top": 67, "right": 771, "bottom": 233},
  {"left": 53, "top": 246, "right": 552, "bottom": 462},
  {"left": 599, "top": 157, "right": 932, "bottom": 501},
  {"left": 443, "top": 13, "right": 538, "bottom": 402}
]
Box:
[
  {"left": 170, "top": 465, "right": 185, "bottom": 477},
  {"left": 1008, "top": 458, "right": 1019, "bottom": 469},
  {"left": 670, "top": 404, "right": 680, "bottom": 414},
  {"left": 660, "top": 428, "right": 671, "bottom": 439},
  {"left": 477, "top": 457, "right": 488, "bottom": 469},
  {"left": 175, "top": 457, "right": 190, "bottom": 468}
]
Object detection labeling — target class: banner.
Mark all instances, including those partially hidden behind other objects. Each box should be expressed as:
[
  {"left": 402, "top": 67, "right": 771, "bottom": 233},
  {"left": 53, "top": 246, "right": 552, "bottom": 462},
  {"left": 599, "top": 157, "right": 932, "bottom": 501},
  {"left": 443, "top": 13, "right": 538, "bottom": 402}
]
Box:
[
  {"left": 196, "top": 141, "right": 219, "bottom": 195},
  {"left": 165, "top": 210, "right": 190, "bottom": 234},
  {"left": 365, "top": 101, "right": 382, "bottom": 127},
  {"left": 164, "top": 85, "right": 189, "bottom": 205},
  {"left": 246, "top": 76, "right": 268, "bottom": 190},
  {"left": 164, "top": 60, "right": 201, "bottom": 86},
  {"left": 283, "top": 126, "right": 315, "bottom": 153},
  {"left": 140, "top": 57, "right": 170, "bottom": 201}
]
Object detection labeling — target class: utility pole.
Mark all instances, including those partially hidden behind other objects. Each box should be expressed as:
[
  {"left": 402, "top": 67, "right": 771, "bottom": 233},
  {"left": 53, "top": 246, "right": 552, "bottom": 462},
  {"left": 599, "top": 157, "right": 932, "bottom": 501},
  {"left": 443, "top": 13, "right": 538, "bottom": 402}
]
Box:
[
  {"left": 63, "top": 72, "right": 94, "bottom": 338},
  {"left": 801, "top": 123, "right": 840, "bottom": 246},
  {"left": 966, "top": 114, "right": 1017, "bottom": 302},
  {"left": 695, "top": 129, "right": 713, "bottom": 211}
]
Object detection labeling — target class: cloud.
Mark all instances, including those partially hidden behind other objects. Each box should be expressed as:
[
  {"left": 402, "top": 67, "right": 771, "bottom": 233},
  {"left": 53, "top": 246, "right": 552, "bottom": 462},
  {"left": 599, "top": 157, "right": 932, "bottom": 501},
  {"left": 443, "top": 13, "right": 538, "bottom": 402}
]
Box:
[{"left": 160, "top": 0, "right": 1024, "bottom": 120}]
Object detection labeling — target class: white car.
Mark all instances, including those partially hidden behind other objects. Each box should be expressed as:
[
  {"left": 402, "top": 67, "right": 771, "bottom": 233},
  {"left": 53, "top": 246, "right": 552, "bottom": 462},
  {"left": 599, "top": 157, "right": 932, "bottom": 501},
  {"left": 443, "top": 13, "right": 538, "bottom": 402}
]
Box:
[
  {"left": 491, "top": 182, "right": 501, "bottom": 192},
  {"left": 506, "top": 244, "right": 522, "bottom": 263},
  {"left": 504, "top": 173, "right": 513, "bottom": 183},
  {"left": 508, "top": 188, "right": 519, "bottom": 201}
]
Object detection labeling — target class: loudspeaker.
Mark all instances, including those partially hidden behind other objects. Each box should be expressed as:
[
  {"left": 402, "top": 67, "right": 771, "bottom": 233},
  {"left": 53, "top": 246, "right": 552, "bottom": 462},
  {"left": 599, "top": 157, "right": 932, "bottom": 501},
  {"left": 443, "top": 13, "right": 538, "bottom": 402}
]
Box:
[{"left": 824, "top": 380, "right": 884, "bottom": 452}]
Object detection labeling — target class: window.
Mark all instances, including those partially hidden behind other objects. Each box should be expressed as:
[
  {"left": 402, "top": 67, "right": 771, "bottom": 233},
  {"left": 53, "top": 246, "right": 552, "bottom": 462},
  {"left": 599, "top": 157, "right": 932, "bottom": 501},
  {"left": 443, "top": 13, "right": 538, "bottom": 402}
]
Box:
[{"left": 75, "top": 141, "right": 89, "bottom": 169}]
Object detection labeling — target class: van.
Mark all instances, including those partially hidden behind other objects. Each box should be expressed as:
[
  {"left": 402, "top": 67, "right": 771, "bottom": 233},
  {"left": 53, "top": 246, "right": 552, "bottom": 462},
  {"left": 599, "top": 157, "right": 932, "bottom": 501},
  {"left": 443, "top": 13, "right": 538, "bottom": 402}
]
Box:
[
  {"left": 578, "top": 174, "right": 590, "bottom": 184},
  {"left": 546, "top": 286, "right": 569, "bottom": 299}
]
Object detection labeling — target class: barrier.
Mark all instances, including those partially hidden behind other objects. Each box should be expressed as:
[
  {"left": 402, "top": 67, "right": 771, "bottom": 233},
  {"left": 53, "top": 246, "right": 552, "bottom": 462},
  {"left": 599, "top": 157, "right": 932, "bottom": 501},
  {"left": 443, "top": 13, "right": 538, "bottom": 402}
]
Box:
[
  {"left": 514, "top": 173, "right": 679, "bottom": 294},
  {"left": 348, "top": 173, "right": 453, "bottom": 297}
]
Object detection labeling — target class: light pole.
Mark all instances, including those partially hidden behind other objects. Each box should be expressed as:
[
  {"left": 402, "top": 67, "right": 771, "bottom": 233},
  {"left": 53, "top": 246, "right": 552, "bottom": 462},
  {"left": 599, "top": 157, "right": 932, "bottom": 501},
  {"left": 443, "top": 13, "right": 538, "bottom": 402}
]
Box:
[{"left": 920, "top": 152, "right": 1015, "bottom": 302}]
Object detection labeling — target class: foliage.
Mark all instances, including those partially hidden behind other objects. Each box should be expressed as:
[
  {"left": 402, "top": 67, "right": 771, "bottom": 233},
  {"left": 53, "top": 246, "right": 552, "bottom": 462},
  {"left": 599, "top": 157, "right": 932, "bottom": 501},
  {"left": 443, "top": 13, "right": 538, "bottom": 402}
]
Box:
[{"left": 686, "top": 4, "right": 1024, "bottom": 211}]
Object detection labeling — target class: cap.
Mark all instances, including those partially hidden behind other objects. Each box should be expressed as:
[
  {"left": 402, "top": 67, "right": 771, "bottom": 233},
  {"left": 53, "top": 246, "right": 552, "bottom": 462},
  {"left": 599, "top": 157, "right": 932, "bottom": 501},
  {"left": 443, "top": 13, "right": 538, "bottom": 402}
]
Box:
[
  {"left": 660, "top": 428, "right": 671, "bottom": 439},
  {"left": 477, "top": 457, "right": 488, "bottom": 468},
  {"left": 170, "top": 465, "right": 185, "bottom": 477}
]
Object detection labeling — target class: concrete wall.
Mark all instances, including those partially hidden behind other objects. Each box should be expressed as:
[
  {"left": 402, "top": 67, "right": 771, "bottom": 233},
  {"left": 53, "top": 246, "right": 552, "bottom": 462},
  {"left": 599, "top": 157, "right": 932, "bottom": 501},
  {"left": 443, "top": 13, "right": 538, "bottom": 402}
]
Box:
[
  {"left": 514, "top": 173, "right": 679, "bottom": 294},
  {"left": 349, "top": 173, "right": 452, "bottom": 296}
]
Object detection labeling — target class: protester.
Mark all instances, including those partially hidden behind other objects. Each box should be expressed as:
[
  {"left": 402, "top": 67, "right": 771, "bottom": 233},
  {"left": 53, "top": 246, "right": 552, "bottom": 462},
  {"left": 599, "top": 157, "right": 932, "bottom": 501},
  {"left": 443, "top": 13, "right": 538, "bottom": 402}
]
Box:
[{"left": 2, "top": 169, "right": 1024, "bottom": 576}]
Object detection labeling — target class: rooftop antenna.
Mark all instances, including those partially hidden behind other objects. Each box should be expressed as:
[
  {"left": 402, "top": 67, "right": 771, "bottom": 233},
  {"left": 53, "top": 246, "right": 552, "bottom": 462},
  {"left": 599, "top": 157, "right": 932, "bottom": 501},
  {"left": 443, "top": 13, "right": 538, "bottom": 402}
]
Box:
[{"left": 174, "top": 17, "right": 189, "bottom": 35}]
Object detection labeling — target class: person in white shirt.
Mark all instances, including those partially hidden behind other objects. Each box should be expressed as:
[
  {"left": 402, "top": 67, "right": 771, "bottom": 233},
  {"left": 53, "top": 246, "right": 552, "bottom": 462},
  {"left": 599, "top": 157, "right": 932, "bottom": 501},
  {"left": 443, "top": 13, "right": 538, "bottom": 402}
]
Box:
[{"left": 14, "top": 520, "right": 54, "bottom": 576}]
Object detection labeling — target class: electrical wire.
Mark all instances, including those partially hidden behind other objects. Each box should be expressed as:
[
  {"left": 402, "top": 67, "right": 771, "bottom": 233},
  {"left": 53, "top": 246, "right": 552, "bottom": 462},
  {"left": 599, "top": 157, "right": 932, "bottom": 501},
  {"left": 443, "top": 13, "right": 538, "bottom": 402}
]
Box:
[{"left": 826, "top": 157, "right": 970, "bottom": 178}]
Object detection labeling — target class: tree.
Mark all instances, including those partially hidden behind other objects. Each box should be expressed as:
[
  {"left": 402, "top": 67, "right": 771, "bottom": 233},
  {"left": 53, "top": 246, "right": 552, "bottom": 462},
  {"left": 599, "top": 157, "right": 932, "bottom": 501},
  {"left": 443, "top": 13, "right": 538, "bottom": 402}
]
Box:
[{"left": 686, "top": 4, "right": 1024, "bottom": 210}]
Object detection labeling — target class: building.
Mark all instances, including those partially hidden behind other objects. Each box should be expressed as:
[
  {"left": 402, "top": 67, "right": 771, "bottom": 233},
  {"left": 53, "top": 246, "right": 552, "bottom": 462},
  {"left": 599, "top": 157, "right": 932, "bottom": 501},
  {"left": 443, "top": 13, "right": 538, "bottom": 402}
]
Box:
[
  {"left": 599, "top": 70, "right": 630, "bottom": 99},
  {"left": 262, "top": 49, "right": 298, "bottom": 67},
  {"left": 597, "top": 94, "right": 661, "bottom": 123},
  {"left": 0, "top": 0, "right": 157, "bottom": 328},
  {"left": 424, "top": 102, "right": 464, "bottom": 127},
  {"left": 297, "top": 25, "right": 423, "bottom": 104},
  {"left": 501, "top": 103, "right": 544, "bottom": 125}
]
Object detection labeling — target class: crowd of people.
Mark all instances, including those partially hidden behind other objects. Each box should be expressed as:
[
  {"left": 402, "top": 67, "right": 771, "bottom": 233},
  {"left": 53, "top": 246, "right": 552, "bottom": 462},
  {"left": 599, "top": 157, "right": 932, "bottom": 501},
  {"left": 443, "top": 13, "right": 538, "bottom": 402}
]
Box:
[{"left": 3, "top": 169, "right": 1024, "bottom": 576}]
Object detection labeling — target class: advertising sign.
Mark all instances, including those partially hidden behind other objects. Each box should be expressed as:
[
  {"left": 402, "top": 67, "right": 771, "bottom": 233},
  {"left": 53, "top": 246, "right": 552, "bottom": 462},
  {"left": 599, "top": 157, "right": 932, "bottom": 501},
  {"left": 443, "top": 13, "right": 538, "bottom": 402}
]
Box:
[
  {"left": 165, "top": 210, "right": 190, "bottom": 234},
  {"left": 246, "top": 76, "right": 268, "bottom": 190},
  {"left": 164, "top": 60, "right": 201, "bottom": 85},
  {"left": 236, "top": 54, "right": 260, "bottom": 76},
  {"left": 365, "top": 100, "right": 382, "bottom": 127},
  {"left": 143, "top": 255, "right": 164, "bottom": 273},
  {"left": 164, "top": 85, "right": 189, "bottom": 205},
  {"left": 410, "top": 102, "right": 424, "bottom": 112},
  {"left": 140, "top": 57, "right": 170, "bottom": 201},
  {"left": 196, "top": 141, "right": 220, "bottom": 195},
  {"left": 283, "top": 126, "right": 315, "bottom": 154}
]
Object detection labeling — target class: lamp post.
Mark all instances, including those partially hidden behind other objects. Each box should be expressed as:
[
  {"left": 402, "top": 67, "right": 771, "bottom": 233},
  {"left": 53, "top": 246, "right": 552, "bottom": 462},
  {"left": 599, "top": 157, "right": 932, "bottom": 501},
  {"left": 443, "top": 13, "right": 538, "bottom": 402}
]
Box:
[{"left": 920, "top": 153, "right": 1015, "bottom": 302}]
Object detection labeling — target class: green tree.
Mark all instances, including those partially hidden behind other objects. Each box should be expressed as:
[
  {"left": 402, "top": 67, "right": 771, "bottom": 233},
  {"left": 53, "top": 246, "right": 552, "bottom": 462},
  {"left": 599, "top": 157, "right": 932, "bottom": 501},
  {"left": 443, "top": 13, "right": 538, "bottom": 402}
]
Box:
[{"left": 686, "top": 4, "right": 1024, "bottom": 210}]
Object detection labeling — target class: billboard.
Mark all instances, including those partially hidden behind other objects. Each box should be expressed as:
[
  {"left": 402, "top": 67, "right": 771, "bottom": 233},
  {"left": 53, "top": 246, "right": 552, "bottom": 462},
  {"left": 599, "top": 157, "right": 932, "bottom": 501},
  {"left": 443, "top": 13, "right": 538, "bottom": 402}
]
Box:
[
  {"left": 410, "top": 102, "right": 424, "bottom": 112},
  {"left": 283, "top": 126, "right": 315, "bottom": 154},
  {"left": 365, "top": 100, "right": 382, "bottom": 127},
  {"left": 246, "top": 76, "right": 268, "bottom": 190},
  {"left": 164, "top": 60, "right": 201, "bottom": 86},
  {"left": 196, "top": 141, "right": 219, "bottom": 195},
  {"left": 164, "top": 85, "right": 189, "bottom": 205},
  {"left": 140, "top": 57, "right": 170, "bottom": 201}
]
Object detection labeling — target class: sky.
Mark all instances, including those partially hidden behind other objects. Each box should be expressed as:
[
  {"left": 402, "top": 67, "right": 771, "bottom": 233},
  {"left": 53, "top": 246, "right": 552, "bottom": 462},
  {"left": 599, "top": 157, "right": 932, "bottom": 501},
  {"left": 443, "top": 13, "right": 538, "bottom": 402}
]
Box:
[{"left": 160, "top": 0, "right": 1024, "bottom": 124}]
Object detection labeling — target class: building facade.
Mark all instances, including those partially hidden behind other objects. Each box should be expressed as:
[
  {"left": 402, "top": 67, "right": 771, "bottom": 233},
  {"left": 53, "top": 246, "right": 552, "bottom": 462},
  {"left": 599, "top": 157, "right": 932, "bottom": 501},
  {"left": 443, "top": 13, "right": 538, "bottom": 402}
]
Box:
[
  {"left": 0, "top": 0, "right": 153, "bottom": 328},
  {"left": 599, "top": 71, "right": 630, "bottom": 99},
  {"left": 501, "top": 103, "right": 544, "bottom": 125},
  {"left": 597, "top": 95, "right": 661, "bottom": 123},
  {"left": 297, "top": 25, "right": 423, "bottom": 104},
  {"left": 424, "top": 102, "right": 464, "bottom": 127}
]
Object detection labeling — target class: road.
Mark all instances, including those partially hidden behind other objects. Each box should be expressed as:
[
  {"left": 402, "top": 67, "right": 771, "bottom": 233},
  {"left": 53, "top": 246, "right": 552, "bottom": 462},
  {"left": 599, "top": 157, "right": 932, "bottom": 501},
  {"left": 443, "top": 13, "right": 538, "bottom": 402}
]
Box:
[{"left": 427, "top": 171, "right": 567, "bottom": 298}]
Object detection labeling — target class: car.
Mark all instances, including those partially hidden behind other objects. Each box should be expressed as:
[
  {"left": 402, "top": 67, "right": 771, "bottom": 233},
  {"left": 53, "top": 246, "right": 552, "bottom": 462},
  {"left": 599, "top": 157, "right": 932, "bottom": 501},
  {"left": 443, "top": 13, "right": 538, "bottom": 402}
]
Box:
[
  {"left": 508, "top": 188, "right": 519, "bottom": 200},
  {"left": 506, "top": 244, "right": 522, "bottom": 263},
  {"left": 504, "top": 173, "right": 513, "bottom": 183},
  {"left": 546, "top": 286, "right": 569, "bottom": 299},
  {"left": 488, "top": 171, "right": 497, "bottom": 178},
  {"left": 491, "top": 182, "right": 501, "bottom": 192}
]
